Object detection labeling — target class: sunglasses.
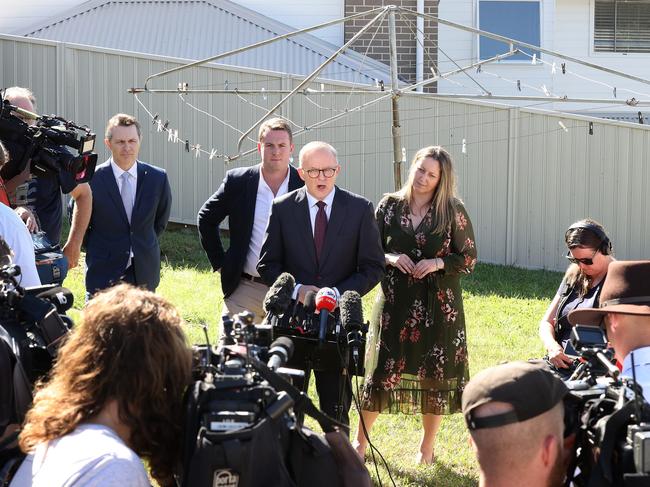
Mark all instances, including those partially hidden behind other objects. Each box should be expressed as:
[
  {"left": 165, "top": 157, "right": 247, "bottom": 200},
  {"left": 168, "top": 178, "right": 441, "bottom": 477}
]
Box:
[{"left": 565, "top": 248, "right": 598, "bottom": 266}]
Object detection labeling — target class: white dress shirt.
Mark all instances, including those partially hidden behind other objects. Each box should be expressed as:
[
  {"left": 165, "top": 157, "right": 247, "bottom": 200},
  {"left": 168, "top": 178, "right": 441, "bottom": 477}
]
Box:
[
  {"left": 293, "top": 187, "right": 339, "bottom": 301},
  {"left": 243, "top": 166, "right": 290, "bottom": 277},
  {"left": 623, "top": 346, "right": 650, "bottom": 403}
]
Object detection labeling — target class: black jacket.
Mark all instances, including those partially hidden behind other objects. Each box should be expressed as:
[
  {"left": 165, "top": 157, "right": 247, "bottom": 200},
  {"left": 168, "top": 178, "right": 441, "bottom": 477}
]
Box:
[{"left": 197, "top": 164, "right": 303, "bottom": 297}]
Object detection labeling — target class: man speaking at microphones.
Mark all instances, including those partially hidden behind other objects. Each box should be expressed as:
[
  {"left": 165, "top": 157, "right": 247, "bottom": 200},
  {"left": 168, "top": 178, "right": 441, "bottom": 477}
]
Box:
[{"left": 257, "top": 141, "right": 384, "bottom": 426}]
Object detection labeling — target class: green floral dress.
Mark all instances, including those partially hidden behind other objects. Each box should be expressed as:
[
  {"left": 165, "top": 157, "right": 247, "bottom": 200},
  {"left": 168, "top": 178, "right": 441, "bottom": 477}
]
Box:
[{"left": 361, "top": 195, "right": 477, "bottom": 415}]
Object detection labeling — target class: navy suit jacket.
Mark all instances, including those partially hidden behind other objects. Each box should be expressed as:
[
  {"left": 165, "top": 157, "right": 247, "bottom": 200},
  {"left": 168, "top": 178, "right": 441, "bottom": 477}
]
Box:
[
  {"left": 85, "top": 159, "right": 172, "bottom": 294},
  {"left": 197, "top": 164, "right": 303, "bottom": 298},
  {"left": 257, "top": 186, "right": 385, "bottom": 296}
]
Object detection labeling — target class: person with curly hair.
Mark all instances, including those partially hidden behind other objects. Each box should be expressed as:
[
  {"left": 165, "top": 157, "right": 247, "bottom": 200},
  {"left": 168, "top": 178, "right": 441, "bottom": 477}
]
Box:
[
  {"left": 354, "top": 146, "right": 477, "bottom": 464},
  {"left": 10, "top": 284, "right": 192, "bottom": 487}
]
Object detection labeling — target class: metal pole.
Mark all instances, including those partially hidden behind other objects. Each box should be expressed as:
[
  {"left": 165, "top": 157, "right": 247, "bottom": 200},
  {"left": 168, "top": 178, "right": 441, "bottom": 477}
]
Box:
[
  {"left": 388, "top": 7, "right": 403, "bottom": 191},
  {"left": 235, "top": 7, "right": 389, "bottom": 152}
]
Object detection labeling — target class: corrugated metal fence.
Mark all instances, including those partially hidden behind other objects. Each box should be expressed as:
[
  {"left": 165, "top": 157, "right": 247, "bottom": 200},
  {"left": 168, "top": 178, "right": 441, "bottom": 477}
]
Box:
[{"left": 1, "top": 34, "right": 648, "bottom": 271}]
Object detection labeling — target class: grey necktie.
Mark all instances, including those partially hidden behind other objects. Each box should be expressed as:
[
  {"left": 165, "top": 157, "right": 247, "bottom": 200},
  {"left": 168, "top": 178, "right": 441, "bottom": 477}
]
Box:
[{"left": 120, "top": 172, "right": 134, "bottom": 224}]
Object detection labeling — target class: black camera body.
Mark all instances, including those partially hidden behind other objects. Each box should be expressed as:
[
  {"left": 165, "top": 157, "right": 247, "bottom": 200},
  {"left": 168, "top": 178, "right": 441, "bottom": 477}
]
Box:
[
  {"left": 0, "top": 98, "right": 97, "bottom": 184},
  {"left": 180, "top": 312, "right": 356, "bottom": 487},
  {"left": 563, "top": 325, "right": 650, "bottom": 486}
]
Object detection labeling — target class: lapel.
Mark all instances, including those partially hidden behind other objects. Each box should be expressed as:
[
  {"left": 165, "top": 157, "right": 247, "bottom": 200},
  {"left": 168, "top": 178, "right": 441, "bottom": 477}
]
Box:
[
  {"left": 319, "top": 187, "right": 347, "bottom": 268},
  {"left": 244, "top": 165, "right": 261, "bottom": 229},
  {"left": 294, "top": 188, "right": 318, "bottom": 269},
  {"left": 102, "top": 160, "right": 130, "bottom": 226},
  {"left": 133, "top": 161, "right": 147, "bottom": 220},
  {"left": 288, "top": 165, "right": 303, "bottom": 191}
]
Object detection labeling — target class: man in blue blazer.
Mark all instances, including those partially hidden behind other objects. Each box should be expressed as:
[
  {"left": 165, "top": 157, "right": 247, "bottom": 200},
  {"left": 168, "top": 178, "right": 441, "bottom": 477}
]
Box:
[
  {"left": 84, "top": 114, "right": 172, "bottom": 296},
  {"left": 197, "top": 118, "right": 303, "bottom": 320}
]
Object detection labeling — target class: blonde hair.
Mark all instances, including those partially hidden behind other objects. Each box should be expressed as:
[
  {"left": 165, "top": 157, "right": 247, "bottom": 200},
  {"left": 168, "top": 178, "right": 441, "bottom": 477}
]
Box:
[
  {"left": 105, "top": 113, "right": 141, "bottom": 140},
  {"left": 394, "top": 146, "right": 458, "bottom": 234}
]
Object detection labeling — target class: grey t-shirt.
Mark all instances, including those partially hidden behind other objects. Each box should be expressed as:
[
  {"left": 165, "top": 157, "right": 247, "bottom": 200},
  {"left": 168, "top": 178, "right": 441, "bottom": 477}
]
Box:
[{"left": 10, "top": 424, "right": 150, "bottom": 487}]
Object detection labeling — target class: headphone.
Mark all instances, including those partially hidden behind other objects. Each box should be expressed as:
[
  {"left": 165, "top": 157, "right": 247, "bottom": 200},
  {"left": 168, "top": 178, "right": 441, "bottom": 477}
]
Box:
[{"left": 565, "top": 221, "right": 612, "bottom": 255}]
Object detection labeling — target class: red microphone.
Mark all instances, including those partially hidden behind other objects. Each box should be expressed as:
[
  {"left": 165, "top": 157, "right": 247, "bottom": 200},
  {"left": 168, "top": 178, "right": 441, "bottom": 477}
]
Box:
[{"left": 315, "top": 287, "right": 337, "bottom": 342}]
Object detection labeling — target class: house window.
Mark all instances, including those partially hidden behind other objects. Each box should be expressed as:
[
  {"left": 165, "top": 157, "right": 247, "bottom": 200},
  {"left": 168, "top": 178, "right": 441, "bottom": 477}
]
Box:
[
  {"left": 479, "top": 0, "right": 541, "bottom": 61},
  {"left": 594, "top": 0, "right": 650, "bottom": 53}
]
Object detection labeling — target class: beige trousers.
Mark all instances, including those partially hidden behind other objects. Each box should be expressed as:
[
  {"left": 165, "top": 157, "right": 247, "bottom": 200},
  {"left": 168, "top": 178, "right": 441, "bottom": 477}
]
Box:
[{"left": 222, "top": 278, "right": 268, "bottom": 323}]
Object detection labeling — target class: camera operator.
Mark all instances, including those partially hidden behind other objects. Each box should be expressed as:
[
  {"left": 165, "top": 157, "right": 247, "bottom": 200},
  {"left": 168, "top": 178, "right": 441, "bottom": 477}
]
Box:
[
  {"left": 462, "top": 361, "right": 569, "bottom": 487},
  {"left": 9, "top": 284, "right": 192, "bottom": 487},
  {"left": 3, "top": 87, "right": 92, "bottom": 269},
  {"left": 569, "top": 260, "right": 650, "bottom": 402}
]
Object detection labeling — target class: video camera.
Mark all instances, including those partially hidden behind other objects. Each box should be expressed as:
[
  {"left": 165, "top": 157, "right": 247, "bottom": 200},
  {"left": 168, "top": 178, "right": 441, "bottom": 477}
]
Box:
[
  {"left": 0, "top": 94, "right": 97, "bottom": 184},
  {"left": 562, "top": 325, "right": 650, "bottom": 486},
  {"left": 261, "top": 272, "right": 368, "bottom": 375},
  {"left": 180, "top": 311, "right": 369, "bottom": 487}
]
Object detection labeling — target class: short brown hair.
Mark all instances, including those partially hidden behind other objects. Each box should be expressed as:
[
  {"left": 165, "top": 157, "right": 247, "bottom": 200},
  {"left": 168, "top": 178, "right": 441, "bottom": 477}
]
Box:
[
  {"left": 258, "top": 117, "right": 293, "bottom": 144},
  {"left": 19, "top": 284, "right": 192, "bottom": 487},
  {"left": 105, "top": 113, "right": 142, "bottom": 140}
]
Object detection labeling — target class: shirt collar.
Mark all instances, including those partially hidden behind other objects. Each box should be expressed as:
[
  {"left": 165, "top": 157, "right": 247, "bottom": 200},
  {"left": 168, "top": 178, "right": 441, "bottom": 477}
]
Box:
[
  {"left": 306, "top": 186, "right": 336, "bottom": 209},
  {"left": 259, "top": 164, "right": 290, "bottom": 193},
  {"left": 623, "top": 346, "right": 650, "bottom": 376},
  {"left": 110, "top": 158, "right": 138, "bottom": 179}
]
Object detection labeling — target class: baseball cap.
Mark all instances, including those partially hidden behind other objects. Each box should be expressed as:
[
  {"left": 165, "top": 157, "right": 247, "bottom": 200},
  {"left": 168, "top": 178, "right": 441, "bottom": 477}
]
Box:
[{"left": 462, "top": 361, "right": 568, "bottom": 430}]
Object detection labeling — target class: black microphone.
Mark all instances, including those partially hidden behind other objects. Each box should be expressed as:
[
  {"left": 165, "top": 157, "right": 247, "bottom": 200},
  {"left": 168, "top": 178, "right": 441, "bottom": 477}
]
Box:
[
  {"left": 34, "top": 286, "right": 74, "bottom": 314},
  {"left": 267, "top": 336, "right": 295, "bottom": 371},
  {"left": 315, "top": 288, "right": 337, "bottom": 343},
  {"left": 340, "top": 290, "right": 364, "bottom": 364},
  {"left": 262, "top": 273, "right": 295, "bottom": 326},
  {"left": 302, "top": 291, "right": 316, "bottom": 333}
]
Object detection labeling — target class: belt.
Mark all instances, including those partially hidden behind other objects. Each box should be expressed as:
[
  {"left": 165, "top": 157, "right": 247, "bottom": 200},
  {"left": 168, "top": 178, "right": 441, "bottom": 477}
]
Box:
[{"left": 241, "top": 273, "right": 265, "bottom": 284}]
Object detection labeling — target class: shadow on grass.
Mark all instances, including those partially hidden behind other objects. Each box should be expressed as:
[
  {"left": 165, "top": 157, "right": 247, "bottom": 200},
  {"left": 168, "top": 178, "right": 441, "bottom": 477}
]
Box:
[
  {"left": 463, "top": 262, "right": 562, "bottom": 301},
  {"left": 375, "top": 459, "right": 477, "bottom": 487},
  {"left": 160, "top": 223, "right": 217, "bottom": 271}
]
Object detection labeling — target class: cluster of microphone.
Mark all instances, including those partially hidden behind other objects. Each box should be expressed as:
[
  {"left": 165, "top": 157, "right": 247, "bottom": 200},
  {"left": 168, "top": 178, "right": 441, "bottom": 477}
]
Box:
[{"left": 261, "top": 272, "right": 366, "bottom": 363}]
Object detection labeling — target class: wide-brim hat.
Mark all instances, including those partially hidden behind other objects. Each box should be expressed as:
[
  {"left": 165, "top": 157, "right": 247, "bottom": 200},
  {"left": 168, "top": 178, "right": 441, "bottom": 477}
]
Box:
[{"left": 569, "top": 260, "right": 650, "bottom": 325}]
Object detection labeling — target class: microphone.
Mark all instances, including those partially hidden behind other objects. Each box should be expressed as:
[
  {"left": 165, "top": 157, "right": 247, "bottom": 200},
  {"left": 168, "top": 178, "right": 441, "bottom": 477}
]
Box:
[
  {"left": 315, "top": 287, "right": 337, "bottom": 343},
  {"left": 262, "top": 272, "right": 295, "bottom": 325},
  {"left": 267, "top": 336, "right": 295, "bottom": 371},
  {"left": 34, "top": 286, "right": 74, "bottom": 314},
  {"left": 340, "top": 290, "right": 364, "bottom": 364},
  {"left": 302, "top": 291, "right": 317, "bottom": 334}
]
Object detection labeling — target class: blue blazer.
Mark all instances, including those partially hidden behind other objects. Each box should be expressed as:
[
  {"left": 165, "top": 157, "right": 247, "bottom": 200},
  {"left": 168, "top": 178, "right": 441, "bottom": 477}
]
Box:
[
  {"left": 85, "top": 159, "right": 172, "bottom": 294},
  {"left": 197, "top": 164, "right": 303, "bottom": 298}
]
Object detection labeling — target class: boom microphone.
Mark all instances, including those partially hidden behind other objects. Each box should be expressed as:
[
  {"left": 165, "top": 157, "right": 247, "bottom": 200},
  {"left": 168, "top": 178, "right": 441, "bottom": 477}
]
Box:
[
  {"left": 263, "top": 273, "right": 295, "bottom": 325},
  {"left": 315, "top": 287, "right": 337, "bottom": 343},
  {"left": 266, "top": 336, "right": 295, "bottom": 371},
  {"left": 340, "top": 290, "right": 364, "bottom": 364}
]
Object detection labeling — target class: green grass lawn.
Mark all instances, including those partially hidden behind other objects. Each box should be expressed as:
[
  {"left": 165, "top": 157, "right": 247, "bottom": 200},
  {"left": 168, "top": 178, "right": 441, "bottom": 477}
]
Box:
[{"left": 61, "top": 223, "right": 562, "bottom": 486}]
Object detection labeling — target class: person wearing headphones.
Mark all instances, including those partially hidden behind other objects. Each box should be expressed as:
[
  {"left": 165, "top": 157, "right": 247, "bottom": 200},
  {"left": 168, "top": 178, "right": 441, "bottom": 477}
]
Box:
[{"left": 539, "top": 219, "right": 615, "bottom": 372}]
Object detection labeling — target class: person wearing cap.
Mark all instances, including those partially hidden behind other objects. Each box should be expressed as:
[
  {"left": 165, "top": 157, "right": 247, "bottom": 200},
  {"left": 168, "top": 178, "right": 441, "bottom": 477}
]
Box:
[
  {"left": 462, "top": 361, "right": 568, "bottom": 487},
  {"left": 569, "top": 260, "right": 650, "bottom": 402}
]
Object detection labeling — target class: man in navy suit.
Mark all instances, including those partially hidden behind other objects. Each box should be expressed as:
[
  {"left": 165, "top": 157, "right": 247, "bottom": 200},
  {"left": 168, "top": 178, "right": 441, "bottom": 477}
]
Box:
[
  {"left": 257, "top": 141, "right": 385, "bottom": 425},
  {"left": 84, "top": 114, "right": 171, "bottom": 296},
  {"left": 197, "top": 118, "right": 303, "bottom": 320}
]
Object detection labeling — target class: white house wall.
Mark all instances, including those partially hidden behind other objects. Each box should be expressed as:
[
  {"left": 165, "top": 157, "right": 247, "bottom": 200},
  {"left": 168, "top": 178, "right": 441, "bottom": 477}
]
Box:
[{"left": 438, "top": 0, "right": 650, "bottom": 116}]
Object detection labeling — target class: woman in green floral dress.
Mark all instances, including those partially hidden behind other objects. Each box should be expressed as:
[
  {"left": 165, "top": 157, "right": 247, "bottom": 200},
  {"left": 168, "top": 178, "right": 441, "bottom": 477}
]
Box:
[{"left": 354, "top": 146, "right": 477, "bottom": 464}]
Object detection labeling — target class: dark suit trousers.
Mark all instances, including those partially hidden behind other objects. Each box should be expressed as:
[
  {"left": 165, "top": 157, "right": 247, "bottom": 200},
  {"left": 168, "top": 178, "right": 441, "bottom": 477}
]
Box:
[{"left": 313, "top": 369, "right": 352, "bottom": 427}]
